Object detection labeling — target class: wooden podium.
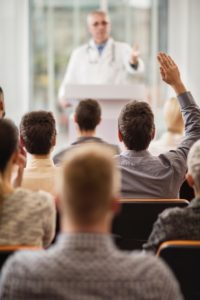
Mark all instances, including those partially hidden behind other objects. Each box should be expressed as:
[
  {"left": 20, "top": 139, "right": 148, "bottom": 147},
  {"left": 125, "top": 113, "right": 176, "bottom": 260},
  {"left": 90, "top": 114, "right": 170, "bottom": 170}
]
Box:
[{"left": 65, "top": 84, "right": 147, "bottom": 146}]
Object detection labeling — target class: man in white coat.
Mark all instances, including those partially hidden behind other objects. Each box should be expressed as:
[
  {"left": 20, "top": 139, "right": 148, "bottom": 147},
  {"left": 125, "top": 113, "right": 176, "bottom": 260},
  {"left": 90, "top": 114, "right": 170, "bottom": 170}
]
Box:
[{"left": 59, "top": 10, "right": 145, "bottom": 107}]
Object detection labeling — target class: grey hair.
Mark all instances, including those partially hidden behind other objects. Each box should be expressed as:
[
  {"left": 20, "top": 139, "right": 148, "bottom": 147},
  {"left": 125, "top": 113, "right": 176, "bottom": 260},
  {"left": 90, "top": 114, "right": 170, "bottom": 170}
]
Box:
[
  {"left": 187, "top": 140, "right": 200, "bottom": 191},
  {"left": 87, "top": 10, "right": 110, "bottom": 26}
]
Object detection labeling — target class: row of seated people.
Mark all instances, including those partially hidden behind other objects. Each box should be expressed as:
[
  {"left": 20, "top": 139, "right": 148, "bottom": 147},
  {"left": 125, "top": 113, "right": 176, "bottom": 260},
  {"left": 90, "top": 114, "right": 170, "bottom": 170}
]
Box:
[{"left": 0, "top": 53, "right": 199, "bottom": 299}]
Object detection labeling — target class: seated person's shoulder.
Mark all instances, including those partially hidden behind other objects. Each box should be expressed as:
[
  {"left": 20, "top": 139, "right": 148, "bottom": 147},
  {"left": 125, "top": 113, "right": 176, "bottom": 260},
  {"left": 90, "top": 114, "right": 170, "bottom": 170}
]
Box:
[{"left": 14, "top": 188, "right": 54, "bottom": 208}]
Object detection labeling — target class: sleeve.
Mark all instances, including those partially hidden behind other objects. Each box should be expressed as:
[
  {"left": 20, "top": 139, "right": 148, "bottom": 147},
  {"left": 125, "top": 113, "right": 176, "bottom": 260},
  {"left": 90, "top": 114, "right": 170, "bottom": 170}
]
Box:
[
  {"left": 159, "top": 92, "right": 200, "bottom": 184},
  {"left": 121, "top": 43, "right": 145, "bottom": 74},
  {"left": 40, "top": 192, "right": 56, "bottom": 248},
  {"left": 58, "top": 48, "right": 80, "bottom": 102},
  {"left": 143, "top": 213, "right": 168, "bottom": 253}
]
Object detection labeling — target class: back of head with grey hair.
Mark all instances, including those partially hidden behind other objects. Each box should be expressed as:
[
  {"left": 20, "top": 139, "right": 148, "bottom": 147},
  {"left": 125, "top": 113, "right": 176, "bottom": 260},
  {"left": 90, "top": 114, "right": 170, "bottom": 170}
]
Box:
[{"left": 187, "top": 140, "right": 200, "bottom": 191}]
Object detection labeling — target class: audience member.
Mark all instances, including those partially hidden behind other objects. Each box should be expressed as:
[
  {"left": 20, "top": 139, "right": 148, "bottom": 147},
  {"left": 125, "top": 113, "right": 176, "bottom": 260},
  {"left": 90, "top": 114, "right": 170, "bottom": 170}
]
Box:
[
  {"left": 116, "top": 52, "right": 200, "bottom": 198},
  {"left": 149, "top": 96, "right": 184, "bottom": 155},
  {"left": 0, "top": 86, "right": 5, "bottom": 118},
  {"left": 144, "top": 139, "right": 200, "bottom": 253},
  {"left": 54, "top": 99, "right": 119, "bottom": 165},
  {"left": 20, "top": 111, "right": 58, "bottom": 195},
  {"left": 0, "top": 143, "right": 183, "bottom": 300},
  {"left": 0, "top": 118, "right": 55, "bottom": 247}
]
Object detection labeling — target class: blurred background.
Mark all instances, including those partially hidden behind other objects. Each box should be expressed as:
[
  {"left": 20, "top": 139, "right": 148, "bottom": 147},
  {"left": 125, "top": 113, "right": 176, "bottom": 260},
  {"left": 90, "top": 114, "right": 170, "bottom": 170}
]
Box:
[{"left": 0, "top": 0, "right": 200, "bottom": 150}]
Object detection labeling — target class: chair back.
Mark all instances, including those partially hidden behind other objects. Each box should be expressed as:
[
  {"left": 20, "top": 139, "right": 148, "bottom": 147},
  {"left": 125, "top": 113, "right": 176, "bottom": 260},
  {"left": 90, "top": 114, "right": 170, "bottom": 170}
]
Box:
[
  {"left": 157, "top": 240, "right": 200, "bottom": 300},
  {"left": 0, "top": 245, "right": 40, "bottom": 269},
  {"left": 112, "top": 198, "right": 189, "bottom": 250}
]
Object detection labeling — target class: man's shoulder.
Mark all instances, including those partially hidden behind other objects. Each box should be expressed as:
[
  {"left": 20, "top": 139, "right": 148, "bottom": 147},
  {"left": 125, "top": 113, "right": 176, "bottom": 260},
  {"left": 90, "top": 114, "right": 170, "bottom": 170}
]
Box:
[
  {"left": 13, "top": 188, "right": 54, "bottom": 209},
  {"left": 71, "top": 43, "right": 88, "bottom": 56},
  {"left": 116, "top": 251, "right": 180, "bottom": 291}
]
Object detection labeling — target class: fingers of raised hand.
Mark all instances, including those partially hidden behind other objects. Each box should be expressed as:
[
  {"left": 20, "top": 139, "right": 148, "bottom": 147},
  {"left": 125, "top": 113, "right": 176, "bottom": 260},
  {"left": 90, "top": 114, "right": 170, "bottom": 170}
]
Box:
[{"left": 158, "top": 52, "right": 177, "bottom": 70}]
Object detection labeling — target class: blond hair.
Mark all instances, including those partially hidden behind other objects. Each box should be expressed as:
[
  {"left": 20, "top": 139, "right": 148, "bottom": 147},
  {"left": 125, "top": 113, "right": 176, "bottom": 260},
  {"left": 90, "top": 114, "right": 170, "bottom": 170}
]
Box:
[
  {"left": 59, "top": 143, "right": 120, "bottom": 225},
  {"left": 187, "top": 140, "right": 200, "bottom": 192},
  {"left": 164, "top": 97, "right": 184, "bottom": 134}
]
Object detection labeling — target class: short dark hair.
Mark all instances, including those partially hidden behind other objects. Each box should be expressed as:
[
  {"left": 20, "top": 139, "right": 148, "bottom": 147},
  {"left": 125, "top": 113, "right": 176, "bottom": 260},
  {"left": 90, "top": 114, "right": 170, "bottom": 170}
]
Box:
[
  {"left": 20, "top": 111, "right": 56, "bottom": 155},
  {"left": 0, "top": 87, "right": 3, "bottom": 94},
  {"left": 118, "top": 100, "right": 154, "bottom": 151},
  {"left": 0, "top": 118, "right": 18, "bottom": 172},
  {"left": 75, "top": 99, "right": 101, "bottom": 131}
]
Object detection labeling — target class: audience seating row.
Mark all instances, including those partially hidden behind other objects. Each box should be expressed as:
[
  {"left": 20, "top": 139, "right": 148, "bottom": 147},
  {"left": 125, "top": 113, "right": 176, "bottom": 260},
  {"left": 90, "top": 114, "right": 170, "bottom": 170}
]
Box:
[
  {"left": 112, "top": 198, "right": 189, "bottom": 250},
  {"left": 157, "top": 240, "right": 200, "bottom": 300}
]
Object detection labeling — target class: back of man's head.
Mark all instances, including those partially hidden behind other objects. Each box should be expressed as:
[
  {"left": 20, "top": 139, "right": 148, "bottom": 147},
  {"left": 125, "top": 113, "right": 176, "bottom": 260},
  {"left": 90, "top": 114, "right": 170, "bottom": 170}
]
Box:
[
  {"left": 59, "top": 143, "right": 120, "bottom": 226},
  {"left": 75, "top": 99, "right": 101, "bottom": 131},
  {"left": 187, "top": 140, "right": 200, "bottom": 192},
  {"left": 118, "top": 100, "right": 155, "bottom": 151},
  {"left": 20, "top": 110, "right": 56, "bottom": 155}
]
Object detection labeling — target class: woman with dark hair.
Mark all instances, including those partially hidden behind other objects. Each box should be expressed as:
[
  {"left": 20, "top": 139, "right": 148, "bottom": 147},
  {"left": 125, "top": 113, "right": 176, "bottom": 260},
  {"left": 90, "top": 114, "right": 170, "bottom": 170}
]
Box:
[
  {"left": 0, "top": 87, "right": 5, "bottom": 118},
  {"left": 0, "top": 119, "right": 56, "bottom": 247}
]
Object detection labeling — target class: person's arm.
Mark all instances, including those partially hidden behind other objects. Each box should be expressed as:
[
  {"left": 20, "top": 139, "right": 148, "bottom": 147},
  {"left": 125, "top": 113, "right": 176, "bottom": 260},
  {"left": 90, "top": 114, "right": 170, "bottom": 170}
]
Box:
[
  {"left": 58, "top": 48, "right": 80, "bottom": 108},
  {"left": 40, "top": 192, "right": 56, "bottom": 248},
  {"left": 143, "top": 213, "right": 168, "bottom": 253},
  {"left": 12, "top": 145, "right": 27, "bottom": 188},
  {"left": 122, "top": 43, "right": 145, "bottom": 74},
  {"left": 158, "top": 52, "right": 186, "bottom": 95},
  {"left": 157, "top": 53, "right": 200, "bottom": 180},
  {"left": 129, "top": 44, "right": 141, "bottom": 70}
]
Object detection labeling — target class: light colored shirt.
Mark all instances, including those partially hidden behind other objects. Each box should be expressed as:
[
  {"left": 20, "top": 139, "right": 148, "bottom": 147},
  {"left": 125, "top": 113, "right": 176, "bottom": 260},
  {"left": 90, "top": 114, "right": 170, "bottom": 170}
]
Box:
[
  {"left": 0, "top": 233, "right": 183, "bottom": 300},
  {"left": 116, "top": 92, "right": 200, "bottom": 198},
  {"left": 21, "top": 155, "right": 59, "bottom": 195},
  {"left": 0, "top": 188, "right": 56, "bottom": 248}
]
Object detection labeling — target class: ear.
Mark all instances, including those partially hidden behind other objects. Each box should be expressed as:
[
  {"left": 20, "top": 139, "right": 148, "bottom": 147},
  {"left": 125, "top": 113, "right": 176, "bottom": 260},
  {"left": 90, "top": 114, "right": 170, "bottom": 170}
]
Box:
[
  {"left": 19, "top": 135, "right": 25, "bottom": 148},
  {"left": 111, "top": 196, "right": 121, "bottom": 216},
  {"left": 11, "top": 150, "right": 20, "bottom": 165},
  {"left": 74, "top": 113, "right": 77, "bottom": 124},
  {"left": 151, "top": 127, "right": 156, "bottom": 140},
  {"left": 118, "top": 129, "right": 123, "bottom": 142},
  {"left": 186, "top": 172, "right": 194, "bottom": 188},
  {"left": 97, "top": 117, "right": 101, "bottom": 125},
  {"left": 54, "top": 194, "right": 61, "bottom": 211}
]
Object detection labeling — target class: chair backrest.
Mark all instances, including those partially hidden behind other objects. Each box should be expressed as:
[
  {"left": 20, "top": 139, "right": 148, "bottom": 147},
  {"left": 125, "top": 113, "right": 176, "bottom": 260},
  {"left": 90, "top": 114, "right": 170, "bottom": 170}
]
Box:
[
  {"left": 111, "top": 198, "right": 189, "bottom": 250},
  {"left": 157, "top": 240, "right": 200, "bottom": 300},
  {"left": 0, "top": 245, "right": 40, "bottom": 269}
]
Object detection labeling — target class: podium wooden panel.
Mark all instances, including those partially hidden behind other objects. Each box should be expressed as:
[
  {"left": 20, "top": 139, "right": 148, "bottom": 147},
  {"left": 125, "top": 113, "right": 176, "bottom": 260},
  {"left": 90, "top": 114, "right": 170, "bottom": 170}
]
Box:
[{"left": 65, "top": 84, "right": 147, "bottom": 146}]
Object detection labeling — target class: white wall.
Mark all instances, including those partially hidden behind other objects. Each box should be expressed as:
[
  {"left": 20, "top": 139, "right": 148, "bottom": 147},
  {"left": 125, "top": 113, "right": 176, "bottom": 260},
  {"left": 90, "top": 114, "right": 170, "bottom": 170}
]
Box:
[
  {"left": 0, "top": 0, "right": 29, "bottom": 124},
  {"left": 168, "top": 0, "right": 200, "bottom": 102}
]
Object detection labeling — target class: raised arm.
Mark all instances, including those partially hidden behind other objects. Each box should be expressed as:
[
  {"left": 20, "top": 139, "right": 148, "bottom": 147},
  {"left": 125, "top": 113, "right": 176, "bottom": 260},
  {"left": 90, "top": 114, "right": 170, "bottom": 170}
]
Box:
[
  {"left": 158, "top": 52, "right": 200, "bottom": 193},
  {"left": 157, "top": 52, "right": 186, "bottom": 95}
]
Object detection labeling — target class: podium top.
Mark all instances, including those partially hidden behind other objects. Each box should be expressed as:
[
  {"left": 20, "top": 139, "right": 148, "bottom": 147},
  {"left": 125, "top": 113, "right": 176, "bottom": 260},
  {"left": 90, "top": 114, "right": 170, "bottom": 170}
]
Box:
[{"left": 63, "top": 84, "right": 146, "bottom": 100}]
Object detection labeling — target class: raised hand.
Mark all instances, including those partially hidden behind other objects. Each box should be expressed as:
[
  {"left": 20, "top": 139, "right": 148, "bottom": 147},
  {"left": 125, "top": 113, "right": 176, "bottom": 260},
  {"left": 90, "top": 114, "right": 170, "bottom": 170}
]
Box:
[
  {"left": 158, "top": 52, "right": 186, "bottom": 94},
  {"left": 130, "top": 44, "right": 140, "bottom": 65},
  {"left": 12, "top": 145, "right": 27, "bottom": 188}
]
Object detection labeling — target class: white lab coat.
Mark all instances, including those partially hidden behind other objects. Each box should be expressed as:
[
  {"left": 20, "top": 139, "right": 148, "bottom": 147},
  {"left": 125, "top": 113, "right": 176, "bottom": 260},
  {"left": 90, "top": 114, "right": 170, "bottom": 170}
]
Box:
[{"left": 59, "top": 38, "right": 144, "bottom": 101}]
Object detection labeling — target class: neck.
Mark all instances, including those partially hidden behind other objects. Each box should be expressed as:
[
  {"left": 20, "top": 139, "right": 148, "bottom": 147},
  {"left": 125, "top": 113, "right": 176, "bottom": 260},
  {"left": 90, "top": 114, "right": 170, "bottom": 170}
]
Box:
[
  {"left": 30, "top": 153, "right": 51, "bottom": 159},
  {"left": 0, "top": 162, "right": 14, "bottom": 195},
  {"left": 94, "top": 38, "right": 108, "bottom": 45},
  {"left": 61, "top": 216, "right": 111, "bottom": 235},
  {"left": 78, "top": 129, "right": 96, "bottom": 138}
]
